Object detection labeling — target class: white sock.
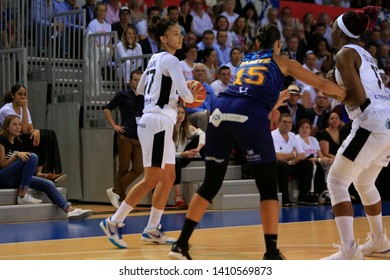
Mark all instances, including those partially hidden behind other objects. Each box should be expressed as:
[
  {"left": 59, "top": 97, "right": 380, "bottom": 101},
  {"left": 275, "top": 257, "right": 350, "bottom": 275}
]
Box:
[
  {"left": 146, "top": 207, "right": 164, "bottom": 229},
  {"left": 111, "top": 201, "right": 133, "bottom": 224},
  {"left": 335, "top": 216, "right": 355, "bottom": 249},
  {"left": 366, "top": 214, "right": 383, "bottom": 239}
]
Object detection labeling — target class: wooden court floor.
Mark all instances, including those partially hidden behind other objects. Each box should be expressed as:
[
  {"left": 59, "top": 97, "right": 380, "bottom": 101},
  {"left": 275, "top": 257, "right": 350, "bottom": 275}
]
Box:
[{"left": 0, "top": 207, "right": 389, "bottom": 260}]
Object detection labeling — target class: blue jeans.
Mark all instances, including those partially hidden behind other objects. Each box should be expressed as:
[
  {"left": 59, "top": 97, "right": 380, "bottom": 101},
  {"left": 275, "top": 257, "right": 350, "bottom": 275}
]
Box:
[{"left": 0, "top": 153, "right": 69, "bottom": 212}]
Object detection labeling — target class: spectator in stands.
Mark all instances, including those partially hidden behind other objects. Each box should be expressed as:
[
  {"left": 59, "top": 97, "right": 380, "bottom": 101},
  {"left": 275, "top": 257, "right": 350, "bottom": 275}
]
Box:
[
  {"left": 212, "top": 15, "right": 234, "bottom": 48},
  {"left": 224, "top": 47, "right": 242, "bottom": 83},
  {"left": 272, "top": 113, "right": 318, "bottom": 206},
  {"left": 139, "top": 14, "right": 160, "bottom": 55},
  {"left": 0, "top": 0, "right": 15, "bottom": 49},
  {"left": 111, "top": 6, "right": 133, "bottom": 41},
  {"left": 129, "top": 0, "right": 146, "bottom": 27},
  {"left": 172, "top": 105, "right": 205, "bottom": 208},
  {"left": 202, "top": 47, "right": 218, "bottom": 84},
  {"left": 180, "top": 44, "right": 198, "bottom": 80},
  {"left": 316, "top": 12, "right": 332, "bottom": 46},
  {"left": 302, "top": 12, "right": 315, "bottom": 44},
  {"left": 366, "top": 42, "right": 379, "bottom": 66},
  {"left": 220, "top": 0, "right": 239, "bottom": 31},
  {"left": 305, "top": 89, "right": 330, "bottom": 137},
  {"left": 117, "top": 26, "right": 143, "bottom": 84},
  {"left": 136, "top": 6, "right": 160, "bottom": 41},
  {"left": 0, "top": 84, "right": 66, "bottom": 185},
  {"left": 300, "top": 72, "right": 326, "bottom": 109},
  {"left": 210, "top": 65, "right": 231, "bottom": 96},
  {"left": 230, "top": 15, "right": 252, "bottom": 52},
  {"left": 187, "top": 63, "right": 216, "bottom": 132},
  {"left": 213, "top": 31, "right": 232, "bottom": 66},
  {"left": 281, "top": 24, "right": 294, "bottom": 50},
  {"left": 280, "top": 6, "right": 293, "bottom": 27},
  {"left": 377, "top": 44, "right": 389, "bottom": 69},
  {"left": 296, "top": 50, "right": 320, "bottom": 89},
  {"left": 104, "top": 69, "right": 144, "bottom": 208},
  {"left": 277, "top": 84, "right": 306, "bottom": 134},
  {"left": 259, "top": 7, "right": 283, "bottom": 38},
  {"left": 190, "top": 0, "right": 213, "bottom": 40},
  {"left": 293, "top": 23, "right": 309, "bottom": 64},
  {"left": 105, "top": 0, "right": 121, "bottom": 25},
  {"left": 283, "top": 35, "right": 300, "bottom": 62},
  {"left": 167, "top": 5, "right": 185, "bottom": 35},
  {"left": 296, "top": 118, "right": 332, "bottom": 204},
  {"left": 178, "top": 0, "right": 193, "bottom": 34},
  {"left": 0, "top": 115, "right": 92, "bottom": 220},
  {"left": 241, "top": 2, "right": 258, "bottom": 40},
  {"left": 154, "top": 0, "right": 167, "bottom": 17},
  {"left": 196, "top": 30, "right": 215, "bottom": 62},
  {"left": 313, "top": 37, "right": 333, "bottom": 73},
  {"left": 85, "top": 2, "right": 113, "bottom": 78},
  {"left": 82, "top": 0, "right": 97, "bottom": 27}
]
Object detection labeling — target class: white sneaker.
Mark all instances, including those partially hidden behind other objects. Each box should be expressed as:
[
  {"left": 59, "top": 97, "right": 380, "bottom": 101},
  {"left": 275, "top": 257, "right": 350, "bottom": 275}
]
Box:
[
  {"left": 100, "top": 217, "right": 127, "bottom": 249},
  {"left": 359, "top": 230, "right": 390, "bottom": 256},
  {"left": 17, "top": 193, "right": 42, "bottom": 205},
  {"left": 106, "top": 188, "right": 120, "bottom": 208},
  {"left": 141, "top": 224, "right": 176, "bottom": 244},
  {"left": 321, "top": 242, "right": 364, "bottom": 260},
  {"left": 67, "top": 208, "right": 93, "bottom": 220}
]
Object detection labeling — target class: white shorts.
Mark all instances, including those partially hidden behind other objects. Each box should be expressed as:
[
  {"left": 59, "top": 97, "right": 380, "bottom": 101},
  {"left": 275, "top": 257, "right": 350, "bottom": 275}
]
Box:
[
  {"left": 338, "top": 107, "right": 390, "bottom": 168},
  {"left": 137, "top": 113, "right": 175, "bottom": 169}
]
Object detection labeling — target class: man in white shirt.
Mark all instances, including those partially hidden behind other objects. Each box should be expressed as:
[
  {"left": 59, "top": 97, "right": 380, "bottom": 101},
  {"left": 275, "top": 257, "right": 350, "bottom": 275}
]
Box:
[
  {"left": 190, "top": 0, "right": 213, "bottom": 39},
  {"left": 271, "top": 113, "right": 318, "bottom": 206},
  {"left": 210, "top": 66, "right": 231, "bottom": 96}
]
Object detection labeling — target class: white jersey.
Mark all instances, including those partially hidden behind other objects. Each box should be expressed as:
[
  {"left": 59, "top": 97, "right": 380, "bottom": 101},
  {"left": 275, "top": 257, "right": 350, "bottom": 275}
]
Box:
[
  {"left": 137, "top": 51, "right": 194, "bottom": 124},
  {"left": 335, "top": 44, "right": 390, "bottom": 120}
]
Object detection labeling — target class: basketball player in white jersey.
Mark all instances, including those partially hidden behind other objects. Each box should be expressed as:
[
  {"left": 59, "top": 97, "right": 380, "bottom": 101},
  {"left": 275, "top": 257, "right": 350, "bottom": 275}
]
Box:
[
  {"left": 100, "top": 16, "right": 195, "bottom": 249},
  {"left": 322, "top": 6, "right": 390, "bottom": 259}
]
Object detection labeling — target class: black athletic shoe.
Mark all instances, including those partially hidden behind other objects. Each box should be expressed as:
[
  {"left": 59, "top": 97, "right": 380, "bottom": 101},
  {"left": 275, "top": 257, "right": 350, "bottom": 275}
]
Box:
[
  {"left": 168, "top": 243, "right": 192, "bottom": 260},
  {"left": 263, "top": 250, "right": 286, "bottom": 260}
]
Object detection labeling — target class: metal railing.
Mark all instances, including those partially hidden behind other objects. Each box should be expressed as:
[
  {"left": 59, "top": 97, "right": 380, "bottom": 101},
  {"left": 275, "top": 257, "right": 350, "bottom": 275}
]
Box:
[{"left": 0, "top": 48, "right": 27, "bottom": 99}]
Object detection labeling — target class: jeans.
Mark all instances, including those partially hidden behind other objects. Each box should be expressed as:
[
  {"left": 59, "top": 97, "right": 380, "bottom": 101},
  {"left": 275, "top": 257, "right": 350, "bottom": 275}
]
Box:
[
  {"left": 0, "top": 153, "right": 69, "bottom": 211},
  {"left": 114, "top": 134, "right": 143, "bottom": 201}
]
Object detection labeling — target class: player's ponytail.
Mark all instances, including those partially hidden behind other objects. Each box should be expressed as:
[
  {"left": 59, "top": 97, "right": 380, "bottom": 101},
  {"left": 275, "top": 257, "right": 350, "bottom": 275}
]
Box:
[{"left": 339, "top": 6, "right": 381, "bottom": 38}]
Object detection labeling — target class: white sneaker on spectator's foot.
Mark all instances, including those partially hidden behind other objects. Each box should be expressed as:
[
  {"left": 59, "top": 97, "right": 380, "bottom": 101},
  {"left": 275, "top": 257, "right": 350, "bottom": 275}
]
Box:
[
  {"left": 100, "top": 217, "right": 127, "bottom": 249},
  {"left": 359, "top": 230, "right": 390, "bottom": 256},
  {"left": 141, "top": 224, "right": 176, "bottom": 244},
  {"left": 17, "top": 193, "right": 42, "bottom": 205},
  {"left": 321, "top": 242, "right": 364, "bottom": 260},
  {"left": 106, "top": 188, "right": 120, "bottom": 208},
  {"left": 67, "top": 208, "right": 93, "bottom": 220}
]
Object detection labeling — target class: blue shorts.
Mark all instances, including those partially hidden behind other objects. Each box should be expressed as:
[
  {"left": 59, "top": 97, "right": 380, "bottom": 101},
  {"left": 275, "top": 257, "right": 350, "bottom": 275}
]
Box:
[{"left": 205, "top": 94, "right": 276, "bottom": 165}]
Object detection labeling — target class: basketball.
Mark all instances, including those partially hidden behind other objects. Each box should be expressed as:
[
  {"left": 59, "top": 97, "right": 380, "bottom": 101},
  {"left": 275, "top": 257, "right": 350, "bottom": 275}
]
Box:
[{"left": 180, "top": 80, "right": 207, "bottom": 108}]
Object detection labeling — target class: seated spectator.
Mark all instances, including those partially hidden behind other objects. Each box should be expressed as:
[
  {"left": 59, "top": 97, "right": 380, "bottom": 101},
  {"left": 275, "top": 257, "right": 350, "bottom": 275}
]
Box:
[
  {"left": 186, "top": 63, "right": 216, "bottom": 132},
  {"left": 172, "top": 105, "right": 205, "bottom": 208},
  {"left": 196, "top": 30, "right": 215, "bottom": 61},
  {"left": 241, "top": 2, "right": 258, "bottom": 40},
  {"left": 219, "top": 0, "right": 239, "bottom": 31},
  {"left": 111, "top": 6, "right": 133, "bottom": 41},
  {"left": 213, "top": 30, "right": 231, "bottom": 66},
  {"left": 135, "top": 5, "right": 160, "bottom": 41},
  {"left": 300, "top": 72, "right": 326, "bottom": 109},
  {"left": 82, "top": 0, "right": 96, "bottom": 27},
  {"left": 277, "top": 84, "right": 306, "bottom": 134},
  {"left": 105, "top": 0, "right": 121, "bottom": 25},
  {"left": 190, "top": 0, "right": 213, "bottom": 40},
  {"left": 85, "top": 2, "right": 113, "bottom": 77},
  {"left": 202, "top": 47, "right": 218, "bottom": 84},
  {"left": 295, "top": 118, "right": 332, "bottom": 204},
  {"left": 0, "top": 84, "right": 66, "bottom": 185},
  {"left": 178, "top": 0, "right": 193, "bottom": 34},
  {"left": 212, "top": 15, "right": 235, "bottom": 48},
  {"left": 272, "top": 113, "right": 317, "bottom": 206},
  {"left": 224, "top": 47, "right": 242, "bottom": 83},
  {"left": 210, "top": 66, "right": 231, "bottom": 96},
  {"left": 129, "top": 0, "right": 146, "bottom": 27},
  {"left": 296, "top": 50, "right": 320, "bottom": 89},
  {"left": 138, "top": 14, "right": 159, "bottom": 55},
  {"left": 117, "top": 25, "right": 143, "bottom": 84},
  {"left": 305, "top": 89, "right": 330, "bottom": 137},
  {"left": 180, "top": 44, "right": 198, "bottom": 81},
  {"left": 167, "top": 5, "right": 185, "bottom": 35},
  {"left": 313, "top": 37, "right": 333, "bottom": 73},
  {"left": 0, "top": 115, "right": 92, "bottom": 220},
  {"left": 104, "top": 70, "right": 144, "bottom": 207},
  {"left": 230, "top": 16, "right": 252, "bottom": 52}
]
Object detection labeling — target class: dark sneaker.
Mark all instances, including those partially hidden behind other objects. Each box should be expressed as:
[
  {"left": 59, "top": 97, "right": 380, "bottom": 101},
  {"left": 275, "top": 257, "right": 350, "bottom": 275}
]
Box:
[
  {"left": 263, "top": 249, "right": 286, "bottom": 260},
  {"left": 297, "top": 192, "right": 318, "bottom": 205},
  {"left": 168, "top": 243, "right": 192, "bottom": 260}
]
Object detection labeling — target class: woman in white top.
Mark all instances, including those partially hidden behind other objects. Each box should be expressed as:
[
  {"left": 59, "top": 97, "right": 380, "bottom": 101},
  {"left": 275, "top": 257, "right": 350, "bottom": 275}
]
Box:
[
  {"left": 202, "top": 47, "right": 218, "bottom": 84},
  {"left": 172, "top": 105, "right": 205, "bottom": 208},
  {"left": 180, "top": 44, "right": 197, "bottom": 81},
  {"left": 100, "top": 17, "right": 195, "bottom": 249},
  {"left": 117, "top": 25, "right": 143, "bottom": 84}
]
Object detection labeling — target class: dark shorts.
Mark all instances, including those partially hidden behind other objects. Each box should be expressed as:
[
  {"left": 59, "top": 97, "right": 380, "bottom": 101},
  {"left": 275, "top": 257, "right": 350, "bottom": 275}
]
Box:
[{"left": 205, "top": 94, "right": 276, "bottom": 165}]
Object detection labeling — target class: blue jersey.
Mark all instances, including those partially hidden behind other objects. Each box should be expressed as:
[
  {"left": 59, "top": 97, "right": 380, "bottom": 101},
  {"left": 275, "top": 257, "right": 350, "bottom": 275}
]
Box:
[{"left": 222, "top": 49, "right": 285, "bottom": 112}]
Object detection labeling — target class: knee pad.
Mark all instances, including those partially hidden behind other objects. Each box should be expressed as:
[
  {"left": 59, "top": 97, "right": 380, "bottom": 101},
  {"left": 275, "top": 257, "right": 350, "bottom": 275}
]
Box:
[
  {"left": 327, "top": 156, "right": 363, "bottom": 205},
  {"left": 197, "top": 162, "right": 228, "bottom": 203},
  {"left": 252, "top": 162, "right": 278, "bottom": 201}
]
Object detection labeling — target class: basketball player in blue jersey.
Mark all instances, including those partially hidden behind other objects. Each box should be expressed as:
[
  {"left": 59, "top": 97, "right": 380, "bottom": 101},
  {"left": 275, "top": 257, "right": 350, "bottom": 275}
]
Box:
[
  {"left": 100, "top": 17, "right": 195, "bottom": 249},
  {"left": 321, "top": 7, "right": 390, "bottom": 260},
  {"left": 169, "top": 24, "right": 346, "bottom": 260}
]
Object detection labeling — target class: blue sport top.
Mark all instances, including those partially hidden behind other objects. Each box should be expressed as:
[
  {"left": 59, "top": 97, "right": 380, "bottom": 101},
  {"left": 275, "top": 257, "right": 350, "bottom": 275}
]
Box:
[{"left": 222, "top": 49, "right": 285, "bottom": 112}]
